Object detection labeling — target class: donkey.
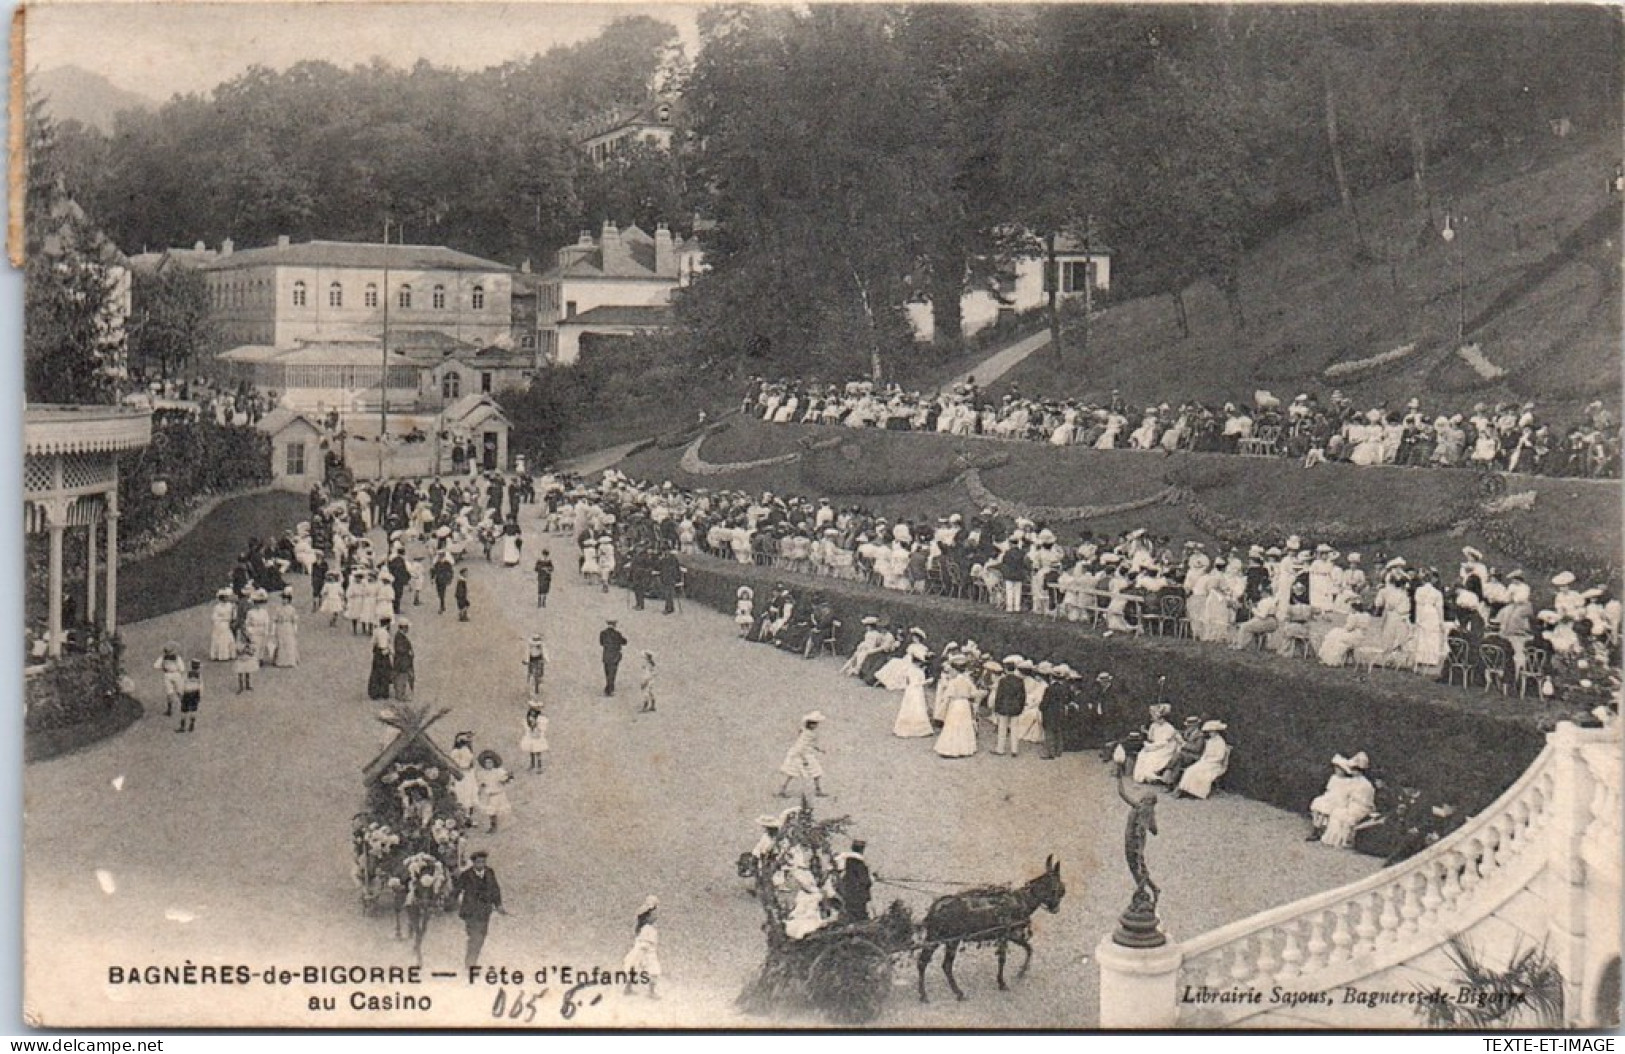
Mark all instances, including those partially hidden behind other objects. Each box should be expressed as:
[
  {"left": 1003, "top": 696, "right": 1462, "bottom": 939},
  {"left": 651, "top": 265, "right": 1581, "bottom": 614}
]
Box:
[{"left": 916, "top": 856, "right": 1065, "bottom": 1002}]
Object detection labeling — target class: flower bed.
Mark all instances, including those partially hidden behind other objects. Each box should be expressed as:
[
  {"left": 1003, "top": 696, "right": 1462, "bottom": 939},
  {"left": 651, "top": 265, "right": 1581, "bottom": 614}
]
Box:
[
  {"left": 24, "top": 638, "right": 142, "bottom": 762},
  {"left": 1323, "top": 342, "right": 1421, "bottom": 381},
  {"left": 962, "top": 468, "right": 1179, "bottom": 523},
  {"left": 681, "top": 555, "right": 1545, "bottom": 834},
  {"left": 1455, "top": 343, "right": 1507, "bottom": 381}
]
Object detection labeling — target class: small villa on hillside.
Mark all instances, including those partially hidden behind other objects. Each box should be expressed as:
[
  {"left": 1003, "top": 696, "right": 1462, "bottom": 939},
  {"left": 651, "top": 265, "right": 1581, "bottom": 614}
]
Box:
[{"left": 907, "top": 232, "right": 1112, "bottom": 343}]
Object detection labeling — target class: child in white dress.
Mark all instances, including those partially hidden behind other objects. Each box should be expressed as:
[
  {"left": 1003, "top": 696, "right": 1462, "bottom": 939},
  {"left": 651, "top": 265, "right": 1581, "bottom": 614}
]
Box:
[
  {"left": 734, "top": 587, "right": 755, "bottom": 637},
  {"left": 519, "top": 705, "right": 549, "bottom": 772},
  {"left": 475, "top": 750, "right": 513, "bottom": 833}
]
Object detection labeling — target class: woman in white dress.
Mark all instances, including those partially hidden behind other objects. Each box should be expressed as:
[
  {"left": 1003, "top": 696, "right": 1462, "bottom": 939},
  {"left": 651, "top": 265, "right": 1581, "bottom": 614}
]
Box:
[
  {"left": 874, "top": 634, "right": 919, "bottom": 691},
  {"left": 1176, "top": 722, "right": 1231, "bottom": 799},
  {"left": 933, "top": 657, "right": 982, "bottom": 758},
  {"left": 501, "top": 525, "right": 522, "bottom": 568},
  {"left": 449, "top": 733, "right": 479, "bottom": 819},
  {"left": 1374, "top": 570, "right": 1414, "bottom": 664},
  {"left": 1411, "top": 573, "right": 1448, "bottom": 670},
  {"left": 1318, "top": 608, "right": 1373, "bottom": 667},
  {"left": 597, "top": 539, "right": 617, "bottom": 592},
  {"left": 209, "top": 589, "right": 238, "bottom": 661},
  {"left": 1310, "top": 753, "right": 1376, "bottom": 849},
  {"left": 580, "top": 536, "right": 600, "bottom": 580},
  {"left": 1132, "top": 705, "right": 1179, "bottom": 784},
  {"left": 891, "top": 644, "right": 935, "bottom": 738},
  {"left": 273, "top": 589, "right": 300, "bottom": 668},
  {"left": 245, "top": 592, "right": 275, "bottom": 664}
]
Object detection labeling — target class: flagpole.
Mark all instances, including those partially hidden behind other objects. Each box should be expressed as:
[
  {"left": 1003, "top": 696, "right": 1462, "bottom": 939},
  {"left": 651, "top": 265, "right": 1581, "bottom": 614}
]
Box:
[{"left": 380, "top": 217, "right": 390, "bottom": 481}]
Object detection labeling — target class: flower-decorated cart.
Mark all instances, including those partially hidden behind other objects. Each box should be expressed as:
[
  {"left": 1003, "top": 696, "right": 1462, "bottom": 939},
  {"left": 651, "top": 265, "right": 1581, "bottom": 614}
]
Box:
[{"left": 353, "top": 705, "right": 469, "bottom": 961}]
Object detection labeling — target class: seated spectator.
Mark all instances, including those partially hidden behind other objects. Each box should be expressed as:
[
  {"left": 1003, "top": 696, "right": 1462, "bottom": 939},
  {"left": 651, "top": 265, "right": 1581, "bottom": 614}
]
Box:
[{"left": 1309, "top": 752, "right": 1377, "bottom": 849}]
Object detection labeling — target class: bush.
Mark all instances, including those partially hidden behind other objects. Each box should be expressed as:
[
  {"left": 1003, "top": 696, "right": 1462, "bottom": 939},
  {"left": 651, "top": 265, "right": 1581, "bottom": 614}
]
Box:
[
  {"left": 24, "top": 637, "right": 124, "bottom": 733},
  {"left": 680, "top": 556, "right": 1545, "bottom": 829}
]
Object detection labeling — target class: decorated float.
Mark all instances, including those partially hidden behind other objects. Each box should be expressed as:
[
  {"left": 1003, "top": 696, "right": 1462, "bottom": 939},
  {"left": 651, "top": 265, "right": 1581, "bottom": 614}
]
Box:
[{"left": 352, "top": 704, "right": 469, "bottom": 962}]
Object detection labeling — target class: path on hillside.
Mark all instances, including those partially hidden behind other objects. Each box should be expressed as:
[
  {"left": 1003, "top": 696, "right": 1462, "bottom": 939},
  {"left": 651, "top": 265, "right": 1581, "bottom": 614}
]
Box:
[
  {"left": 945, "top": 328, "right": 1052, "bottom": 390},
  {"left": 558, "top": 440, "right": 646, "bottom": 476},
  {"left": 26, "top": 506, "right": 1377, "bottom": 1028}
]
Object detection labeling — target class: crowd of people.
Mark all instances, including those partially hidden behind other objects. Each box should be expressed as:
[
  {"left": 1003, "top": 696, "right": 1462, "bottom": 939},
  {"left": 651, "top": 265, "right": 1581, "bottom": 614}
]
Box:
[
  {"left": 671, "top": 491, "right": 1620, "bottom": 707},
  {"left": 747, "top": 378, "right": 1622, "bottom": 479}
]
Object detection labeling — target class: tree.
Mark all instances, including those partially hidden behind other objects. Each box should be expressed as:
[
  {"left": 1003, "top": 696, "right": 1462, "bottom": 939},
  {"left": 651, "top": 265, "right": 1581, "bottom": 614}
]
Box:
[
  {"left": 127, "top": 266, "right": 218, "bottom": 380},
  {"left": 23, "top": 99, "right": 128, "bottom": 405}
]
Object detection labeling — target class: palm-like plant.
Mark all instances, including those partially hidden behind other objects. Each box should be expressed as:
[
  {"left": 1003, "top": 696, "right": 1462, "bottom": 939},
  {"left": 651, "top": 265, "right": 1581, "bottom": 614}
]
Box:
[{"left": 1418, "top": 936, "right": 1564, "bottom": 1029}]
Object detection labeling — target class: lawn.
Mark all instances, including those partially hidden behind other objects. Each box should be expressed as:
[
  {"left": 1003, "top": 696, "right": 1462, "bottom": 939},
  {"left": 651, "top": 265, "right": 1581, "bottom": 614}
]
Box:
[
  {"left": 119, "top": 490, "right": 309, "bottom": 624},
  {"left": 998, "top": 139, "right": 1621, "bottom": 421}
]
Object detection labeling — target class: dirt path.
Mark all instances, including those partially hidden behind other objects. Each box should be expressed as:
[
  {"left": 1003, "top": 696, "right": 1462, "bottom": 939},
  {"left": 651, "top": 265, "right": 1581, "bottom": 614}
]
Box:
[
  {"left": 944, "top": 329, "right": 1054, "bottom": 391},
  {"left": 24, "top": 504, "right": 1377, "bottom": 1028}
]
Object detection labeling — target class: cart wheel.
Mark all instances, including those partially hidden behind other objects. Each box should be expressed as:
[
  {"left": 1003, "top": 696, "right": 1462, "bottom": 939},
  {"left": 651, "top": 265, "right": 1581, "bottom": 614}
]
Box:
[{"left": 808, "top": 937, "right": 891, "bottom": 1023}]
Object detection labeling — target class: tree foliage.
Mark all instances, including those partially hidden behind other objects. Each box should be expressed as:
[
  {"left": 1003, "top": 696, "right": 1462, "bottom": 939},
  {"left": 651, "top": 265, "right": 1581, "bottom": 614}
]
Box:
[
  {"left": 128, "top": 267, "right": 218, "bottom": 380},
  {"left": 24, "top": 98, "right": 128, "bottom": 405}
]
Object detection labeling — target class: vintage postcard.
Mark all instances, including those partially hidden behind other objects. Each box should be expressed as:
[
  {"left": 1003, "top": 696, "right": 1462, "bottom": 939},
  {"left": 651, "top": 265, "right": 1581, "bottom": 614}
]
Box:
[{"left": 13, "top": 0, "right": 1622, "bottom": 1031}]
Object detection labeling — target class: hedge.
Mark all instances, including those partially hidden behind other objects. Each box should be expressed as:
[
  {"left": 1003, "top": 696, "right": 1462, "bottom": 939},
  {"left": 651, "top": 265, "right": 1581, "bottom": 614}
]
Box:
[{"left": 681, "top": 555, "right": 1545, "bottom": 825}]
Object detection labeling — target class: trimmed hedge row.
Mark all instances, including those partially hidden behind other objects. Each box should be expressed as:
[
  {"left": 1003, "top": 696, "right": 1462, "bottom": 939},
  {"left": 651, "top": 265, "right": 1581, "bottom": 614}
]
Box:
[{"left": 681, "top": 555, "right": 1546, "bottom": 822}]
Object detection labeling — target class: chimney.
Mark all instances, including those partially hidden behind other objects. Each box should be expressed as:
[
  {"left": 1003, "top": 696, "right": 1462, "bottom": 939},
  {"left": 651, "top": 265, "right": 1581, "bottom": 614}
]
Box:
[
  {"left": 221, "top": 238, "right": 234, "bottom": 256},
  {"left": 600, "top": 220, "right": 632, "bottom": 273},
  {"left": 654, "top": 222, "right": 675, "bottom": 277},
  {"left": 277, "top": 235, "right": 290, "bottom": 250}
]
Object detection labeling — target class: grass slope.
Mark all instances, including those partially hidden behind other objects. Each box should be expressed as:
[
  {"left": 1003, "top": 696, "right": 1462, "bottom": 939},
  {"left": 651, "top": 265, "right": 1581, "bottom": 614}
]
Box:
[
  {"left": 119, "top": 490, "right": 309, "bottom": 624},
  {"left": 1000, "top": 138, "right": 1621, "bottom": 418},
  {"left": 616, "top": 417, "right": 1620, "bottom": 582}
]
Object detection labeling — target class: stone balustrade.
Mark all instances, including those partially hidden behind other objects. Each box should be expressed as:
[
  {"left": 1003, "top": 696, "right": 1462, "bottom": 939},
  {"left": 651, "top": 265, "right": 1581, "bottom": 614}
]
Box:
[{"left": 1159, "top": 722, "right": 1620, "bottom": 1029}]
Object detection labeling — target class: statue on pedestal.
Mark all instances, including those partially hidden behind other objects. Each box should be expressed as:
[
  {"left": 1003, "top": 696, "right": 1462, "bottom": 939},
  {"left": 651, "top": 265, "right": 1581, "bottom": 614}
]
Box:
[{"left": 1113, "top": 768, "right": 1165, "bottom": 948}]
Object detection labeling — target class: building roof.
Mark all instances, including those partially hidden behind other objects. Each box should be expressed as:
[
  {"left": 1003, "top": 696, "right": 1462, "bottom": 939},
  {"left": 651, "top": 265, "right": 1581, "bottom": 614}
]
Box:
[
  {"left": 539, "top": 224, "right": 702, "bottom": 282},
  {"left": 202, "top": 240, "right": 513, "bottom": 274},
  {"left": 24, "top": 405, "right": 152, "bottom": 457},
  {"left": 128, "top": 246, "right": 219, "bottom": 274},
  {"left": 442, "top": 393, "right": 510, "bottom": 428},
  {"left": 577, "top": 99, "right": 678, "bottom": 144},
  {"left": 456, "top": 345, "right": 536, "bottom": 369},
  {"left": 563, "top": 305, "right": 675, "bottom": 328},
  {"left": 256, "top": 408, "right": 323, "bottom": 437}
]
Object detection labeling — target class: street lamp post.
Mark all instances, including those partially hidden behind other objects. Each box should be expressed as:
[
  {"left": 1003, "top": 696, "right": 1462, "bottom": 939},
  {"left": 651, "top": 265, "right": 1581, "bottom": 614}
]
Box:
[{"left": 1441, "top": 209, "right": 1464, "bottom": 345}]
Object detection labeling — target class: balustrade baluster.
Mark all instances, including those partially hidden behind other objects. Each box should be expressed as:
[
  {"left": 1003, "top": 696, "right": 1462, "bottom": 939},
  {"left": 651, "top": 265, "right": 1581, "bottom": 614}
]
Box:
[
  {"left": 1478, "top": 826, "right": 1502, "bottom": 879},
  {"left": 1377, "top": 883, "right": 1401, "bottom": 939},
  {"left": 1304, "top": 912, "right": 1330, "bottom": 974},
  {"left": 1254, "top": 931, "right": 1280, "bottom": 980},
  {"left": 1353, "top": 894, "right": 1380, "bottom": 957},
  {"left": 1330, "top": 904, "right": 1356, "bottom": 964},
  {"left": 1461, "top": 837, "right": 1485, "bottom": 894},
  {"left": 1229, "top": 939, "right": 1255, "bottom": 985},
  {"left": 1419, "top": 860, "right": 1444, "bottom": 918},
  {"left": 1441, "top": 850, "right": 1468, "bottom": 908},
  {"left": 1203, "top": 948, "right": 1231, "bottom": 991},
  {"left": 1398, "top": 871, "right": 1424, "bottom": 935},
  {"left": 1277, "top": 920, "right": 1305, "bottom": 981}
]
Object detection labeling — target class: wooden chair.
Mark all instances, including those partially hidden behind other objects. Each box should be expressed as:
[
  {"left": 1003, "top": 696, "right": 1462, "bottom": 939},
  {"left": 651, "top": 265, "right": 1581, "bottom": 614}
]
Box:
[
  {"left": 1160, "top": 594, "right": 1190, "bottom": 639},
  {"left": 1239, "top": 425, "right": 1282, "bottom": 458},
  {"left": 1441, "top": 637, "right": 1473, "bottom": 687},
  {"left": 1479, "top": 643, "right": 1508, "bottom": 695},
  {"left": 817, "top": 619, "right": 843, "bottom": 658},
  {"left": 1517, "top": 647, "right": 1549, "bottom": 699}
]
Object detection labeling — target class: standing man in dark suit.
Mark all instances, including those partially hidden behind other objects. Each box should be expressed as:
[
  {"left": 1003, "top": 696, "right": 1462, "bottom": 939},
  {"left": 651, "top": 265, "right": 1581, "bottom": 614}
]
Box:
[
  {"left": 533, "top": 550, "right": 554, "bottom": 609},
  {"left": 836, "top": 840, "right": 873, "bottom": 923},
  {"left": 432, "top": 554, "right": 455, "bottom": 614},
  {"left": 657, "top": 549, "right": 682, "bottom": 615},
  {"left": 600, "top": 618, "right": 628, "bottom": 696},
  {"left": 455, "top": 850, "right": 505, "bottom": 969},
  {"left": 1039, "top": 664, "right": 1072, "bottom": 759}
]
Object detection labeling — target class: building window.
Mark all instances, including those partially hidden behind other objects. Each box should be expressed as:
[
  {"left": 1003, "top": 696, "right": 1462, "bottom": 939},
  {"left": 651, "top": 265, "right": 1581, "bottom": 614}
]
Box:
[
  {"left": 364, "top": 283, "right": 378, "bottom": 308},
  {"left": 520, "top": 333, "right": 537, "bottom": 350},
  {"left": 471, "top": 285, "right": 485, "bottom": 310},
  {"left": 442, "top": 372, "right": 461, "bottom": 400},
  {"left": 329, "top": 282, "right": 343, "bottom": 308},
  {"left": 432, "top": 285, "right": 446, "bottom": 310},
  {"left": 285, "top": 441, "right": 306, "bottom": 477},
  {"left": 292, "top": 281, "right": 307, "bottom": 307},
  {"left": 398, "top": 284, "right": 412, "bottom": 309},
  {"left": 480, "top": 371, "right": 493, "bottom": 394},
  {"left": 565, "top": 300, "right": 577, "bottom": 319}
]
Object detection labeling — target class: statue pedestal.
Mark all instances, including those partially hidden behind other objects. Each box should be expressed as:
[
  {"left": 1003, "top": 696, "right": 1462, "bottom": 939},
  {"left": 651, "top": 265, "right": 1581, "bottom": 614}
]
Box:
[{"left": 1096, "top": 931, "right": 1182, "bottom": 1029}]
